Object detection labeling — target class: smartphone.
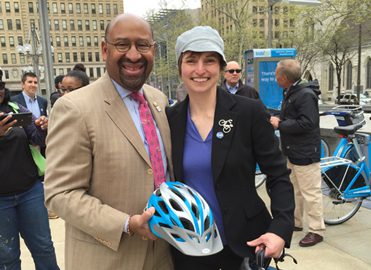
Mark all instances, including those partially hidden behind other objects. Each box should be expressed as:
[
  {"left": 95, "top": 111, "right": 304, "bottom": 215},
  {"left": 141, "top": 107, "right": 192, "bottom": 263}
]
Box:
[{"left": 0, "top": 112, "right": 33, "bottom": 127}]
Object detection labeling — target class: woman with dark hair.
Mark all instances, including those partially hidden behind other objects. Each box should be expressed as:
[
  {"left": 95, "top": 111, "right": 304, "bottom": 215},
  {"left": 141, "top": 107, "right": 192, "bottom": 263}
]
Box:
[
  {"left": 60, "top": 70, "right": 90, "bottom": 93},
  {"left": 0, "top": 83, "right": 60, "bottom": 269},
  {"left": 166, "top": 26, "right": 295, "bottom": 270}
]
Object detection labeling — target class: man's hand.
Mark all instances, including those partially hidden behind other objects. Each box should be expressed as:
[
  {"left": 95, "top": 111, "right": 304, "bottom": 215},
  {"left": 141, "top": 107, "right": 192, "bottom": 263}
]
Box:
[
  {"left": 129, "top": 207, "right": 157, "bottom": 240},
  {"left": 35, "top": 116, "right": 48, "bottom": 130},
  {"left": 0, "top": 112, "right": 16, "bottom": 137},
  {"left": 247, "top": 232, "right": 285, "bottom": 258},
  {"left": 270, "top": 116, "right": 280, "bottom": 129}
]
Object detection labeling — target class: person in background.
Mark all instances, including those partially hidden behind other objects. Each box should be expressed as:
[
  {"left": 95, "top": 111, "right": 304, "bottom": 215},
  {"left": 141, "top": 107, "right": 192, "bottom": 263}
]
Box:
[
  {"left": 44, "top": 14, "right": 173, "bottom": 270},
  {"left": 221, "top": 61, "right": 259, "bottom": 99},
  {"left": 270, "top": 59, "right": 325, "bottom": 247},
  {"left": 60, "top": 70, "right": 90, "bottom": 93},
  {"left": 11, "top": 72, "right": 48, "bottom": 118},
  {"left": 0, "top": 80, "right": 59, "bottom": 270},
  {"left": 50, "top": 75, "right": 65, "bottom": 108},
  {"left": 166, "top": 26, "right": 294, "bottom": 270},
  {"left": 72, "top": 63, "right": 87, "bottom": 73}
]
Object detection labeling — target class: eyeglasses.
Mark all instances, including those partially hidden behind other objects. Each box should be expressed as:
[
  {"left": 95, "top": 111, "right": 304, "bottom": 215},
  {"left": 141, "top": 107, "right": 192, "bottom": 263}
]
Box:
[
  {"left": 226, "top": 69, "right": 242, "bottom": 74},
  {"left": 105, "top": 39, "right": 155, "bottom": 53}
]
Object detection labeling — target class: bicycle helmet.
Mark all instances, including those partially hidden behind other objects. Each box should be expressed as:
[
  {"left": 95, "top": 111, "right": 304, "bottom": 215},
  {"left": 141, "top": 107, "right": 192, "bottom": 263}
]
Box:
[{"left": 147, "top": 181, "right": 223, "bottom": 256}]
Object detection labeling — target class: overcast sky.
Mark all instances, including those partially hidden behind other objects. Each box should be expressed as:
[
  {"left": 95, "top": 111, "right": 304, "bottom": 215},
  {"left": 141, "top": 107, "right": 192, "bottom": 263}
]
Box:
[{"left": 124, "top": 0, "right": 201, "bottom": 17}]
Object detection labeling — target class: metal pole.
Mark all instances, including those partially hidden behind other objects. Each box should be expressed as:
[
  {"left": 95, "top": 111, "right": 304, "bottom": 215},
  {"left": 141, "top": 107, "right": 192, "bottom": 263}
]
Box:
[
  {"left": 267, "top": 0, "right": 274, "bottom": 48},
  {"left": 356, "top": 24, "right": 362, "bottom": 104},
  {"left": 166, "top": 41, "right": 171, "bottom": 100},
  {"left": 30, "top": 23, "right": 40, "bottom": 79},
  {"left": 39, "top": 0, "right": 54, "bottom": 101}
]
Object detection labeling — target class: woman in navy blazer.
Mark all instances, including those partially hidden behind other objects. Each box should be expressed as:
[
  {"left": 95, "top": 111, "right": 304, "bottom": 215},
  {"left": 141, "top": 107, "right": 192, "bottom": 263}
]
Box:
[{"left": 166, "top": 26, "right": 294, "bottom": 270}]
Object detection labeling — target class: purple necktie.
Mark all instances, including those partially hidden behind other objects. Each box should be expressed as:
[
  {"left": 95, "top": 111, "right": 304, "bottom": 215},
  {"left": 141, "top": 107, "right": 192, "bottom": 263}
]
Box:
[{"left": 131, "top": 92, "right": 165, "bottom": 189}]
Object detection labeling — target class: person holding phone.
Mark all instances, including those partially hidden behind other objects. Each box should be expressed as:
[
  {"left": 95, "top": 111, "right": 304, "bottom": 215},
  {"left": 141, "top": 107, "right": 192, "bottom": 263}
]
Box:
[{"left": 0, "top": 83, "right": 59, "bottom": 270}]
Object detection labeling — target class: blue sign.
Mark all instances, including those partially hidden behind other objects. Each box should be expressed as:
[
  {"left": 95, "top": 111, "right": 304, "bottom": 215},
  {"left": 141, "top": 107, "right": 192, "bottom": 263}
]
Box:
[
  {"left": 259, "top": 61, "right": 283, "bottom": 110},
  {"left": 252, "top": 48, "right": 296, "bottom": 58}
]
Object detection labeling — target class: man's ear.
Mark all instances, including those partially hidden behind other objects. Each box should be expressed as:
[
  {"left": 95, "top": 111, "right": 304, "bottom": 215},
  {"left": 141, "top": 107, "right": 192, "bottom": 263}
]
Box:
[{"left": 101, "top": 41, "right": 108, "bottom": 61}]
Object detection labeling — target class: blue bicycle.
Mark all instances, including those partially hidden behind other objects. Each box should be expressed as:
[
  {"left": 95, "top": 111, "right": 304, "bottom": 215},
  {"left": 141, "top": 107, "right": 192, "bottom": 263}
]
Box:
[{"left": 320, "top": 106, "right": 371, "bottom": 225}]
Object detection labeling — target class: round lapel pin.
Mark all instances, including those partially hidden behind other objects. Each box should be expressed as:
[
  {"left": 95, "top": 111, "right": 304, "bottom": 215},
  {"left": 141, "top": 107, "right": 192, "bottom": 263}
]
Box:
[{"left": 216, "top": 131, "right": 224, "bottom": 139}]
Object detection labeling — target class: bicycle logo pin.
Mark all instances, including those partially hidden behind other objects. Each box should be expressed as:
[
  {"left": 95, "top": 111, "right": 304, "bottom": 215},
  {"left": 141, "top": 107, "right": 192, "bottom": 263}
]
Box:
[{"left": 218, "top": 119, "right": 233, "bottom": 133}]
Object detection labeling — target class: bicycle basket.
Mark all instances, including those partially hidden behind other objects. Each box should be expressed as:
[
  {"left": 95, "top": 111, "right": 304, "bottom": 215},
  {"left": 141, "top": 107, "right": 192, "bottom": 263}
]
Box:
[{"left": 331, "top": 105, "right": 365, "bottom": 126}]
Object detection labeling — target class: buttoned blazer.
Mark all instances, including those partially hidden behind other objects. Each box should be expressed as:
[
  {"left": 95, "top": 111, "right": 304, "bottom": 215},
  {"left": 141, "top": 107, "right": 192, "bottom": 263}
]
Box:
[
  {"left": 166, "top": 87, "right": 294, "bottom": 259},
  {"left": 11, "top": 93, "right": 48, "bottom": 116},
  {"left": 44, "top": 73, "right": 173, "bottom": 270}
]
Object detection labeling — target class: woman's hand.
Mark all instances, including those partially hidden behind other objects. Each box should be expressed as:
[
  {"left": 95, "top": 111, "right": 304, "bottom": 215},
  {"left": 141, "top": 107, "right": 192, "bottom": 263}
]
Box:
[
  {"left": 35, "top": 116, "right": 48, "bottom": 130},
  {"left": 0, "top": 112, "right": 16, "bottom": 137}
]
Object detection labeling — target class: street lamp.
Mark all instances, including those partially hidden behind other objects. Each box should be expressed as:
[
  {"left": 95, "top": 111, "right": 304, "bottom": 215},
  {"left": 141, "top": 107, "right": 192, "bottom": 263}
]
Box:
[{"left": 267, "top": 0, "right": 321, "bottom": 48}]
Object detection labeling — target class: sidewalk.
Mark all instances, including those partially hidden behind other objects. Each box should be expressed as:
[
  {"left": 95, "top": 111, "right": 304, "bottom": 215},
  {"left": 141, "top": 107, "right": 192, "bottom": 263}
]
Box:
[{"left": 20, "top": 187, "right": 371, "bottom": 270}]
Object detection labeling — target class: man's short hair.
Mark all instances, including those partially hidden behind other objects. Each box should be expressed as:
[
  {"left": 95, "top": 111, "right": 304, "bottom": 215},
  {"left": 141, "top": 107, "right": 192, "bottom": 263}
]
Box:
[
  {"left": 21, "top": 71, "right": 37, "bottom": 83},
  {"left": 277, "top": 59, "right": 302, "bottom": 83}
]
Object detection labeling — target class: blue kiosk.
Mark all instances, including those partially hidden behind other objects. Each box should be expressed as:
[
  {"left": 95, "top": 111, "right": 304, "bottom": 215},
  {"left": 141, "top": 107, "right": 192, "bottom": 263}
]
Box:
[{"left": 244, "top": 48, "right": 296, "bottom": 111}]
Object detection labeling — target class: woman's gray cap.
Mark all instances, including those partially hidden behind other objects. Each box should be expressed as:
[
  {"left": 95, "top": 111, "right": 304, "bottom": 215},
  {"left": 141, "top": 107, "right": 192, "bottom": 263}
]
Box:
[{"left": 175, "top": 26, "right": 227, "bottom": 65}]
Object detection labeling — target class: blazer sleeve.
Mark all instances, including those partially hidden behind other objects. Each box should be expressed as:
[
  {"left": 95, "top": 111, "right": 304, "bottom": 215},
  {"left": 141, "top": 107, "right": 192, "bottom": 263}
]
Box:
[{"left": 44, "top": 97, "right": 127, "bottom": 251}]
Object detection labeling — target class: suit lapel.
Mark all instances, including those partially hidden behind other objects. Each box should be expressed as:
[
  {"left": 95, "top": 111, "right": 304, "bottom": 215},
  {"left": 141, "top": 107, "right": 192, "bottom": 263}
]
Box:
[
  {"left": 212, "top": 88, "right": 238, "bottom": 182},
  {"left": 101, "top": 74, "right": 151, "bottom": 167}
]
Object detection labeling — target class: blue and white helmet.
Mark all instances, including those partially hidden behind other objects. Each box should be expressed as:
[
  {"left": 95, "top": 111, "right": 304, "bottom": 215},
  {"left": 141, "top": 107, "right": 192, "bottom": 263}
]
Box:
[{"left": 147, "top": 181, "right": 223, "bottom": 256}]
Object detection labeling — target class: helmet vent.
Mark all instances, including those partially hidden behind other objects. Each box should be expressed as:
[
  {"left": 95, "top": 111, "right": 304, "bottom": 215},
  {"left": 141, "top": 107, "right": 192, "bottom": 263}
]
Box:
[
  {"left": 180, "top": 217, "right": 195, "bottom": 231},
  {"left": 155, "top": 189, "right": 162, "bottom": 196},
  {"left": 191, "top": 204, "right": 199, "bottom": 219},
  {"left": 172, "top": 188, "right": 185, "bottom": 201},
  {"left": 204, "top": 216, "right": 210, "bottom": 230},
  {"left": 158, "top": 222, "right": 171, "bottom": 229},
  {"left": 158, "top": 200, "right": 169, "bottom": 214},
  {"left": 169, "top": 198, "right": 182, "bottom": 211}
]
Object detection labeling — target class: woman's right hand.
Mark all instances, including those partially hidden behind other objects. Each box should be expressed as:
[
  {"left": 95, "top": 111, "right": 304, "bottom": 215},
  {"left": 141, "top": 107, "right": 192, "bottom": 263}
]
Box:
[{"left": 0, "top": 112, "right": 16, "bottom": 137}]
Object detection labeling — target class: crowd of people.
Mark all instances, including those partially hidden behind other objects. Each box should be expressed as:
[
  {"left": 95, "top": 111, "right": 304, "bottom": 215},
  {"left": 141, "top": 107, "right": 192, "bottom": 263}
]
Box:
[{"left": 0, "top": 12, "right": 325, "bottom": 270}]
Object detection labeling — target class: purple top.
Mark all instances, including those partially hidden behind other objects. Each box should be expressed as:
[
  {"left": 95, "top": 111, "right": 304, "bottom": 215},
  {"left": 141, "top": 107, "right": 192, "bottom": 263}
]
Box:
[{"left": 183, "top": 107, "right": 226, "bottom": 244}]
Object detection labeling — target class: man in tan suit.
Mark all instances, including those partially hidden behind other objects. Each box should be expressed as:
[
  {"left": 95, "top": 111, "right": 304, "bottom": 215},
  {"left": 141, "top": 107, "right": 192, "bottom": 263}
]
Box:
[{"left": 44, "top": 14, "right": 173, "bottom": 270}]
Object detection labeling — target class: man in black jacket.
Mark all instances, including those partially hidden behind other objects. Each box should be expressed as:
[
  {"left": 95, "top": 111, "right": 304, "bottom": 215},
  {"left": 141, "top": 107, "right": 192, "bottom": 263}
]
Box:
[
  {"left": 270, "top": 59, "right": 325, "bottom": 247},
  {"left": 221, "top": 61, "right": 259, "bottom": 99}
]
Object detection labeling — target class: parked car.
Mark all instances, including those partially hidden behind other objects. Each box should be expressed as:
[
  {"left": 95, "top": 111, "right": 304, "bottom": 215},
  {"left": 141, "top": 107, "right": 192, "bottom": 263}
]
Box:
[{"left": 336, "top": 94, "right": 359, "bottom": 105}]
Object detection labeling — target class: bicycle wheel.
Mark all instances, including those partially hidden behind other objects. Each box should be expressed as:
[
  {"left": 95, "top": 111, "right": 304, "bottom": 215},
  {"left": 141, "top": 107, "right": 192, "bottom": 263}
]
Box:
[
  {"left": 321, "top": 164, "right": 364, "bottom": 225},
  {"left": 321, "top": 138, "right": 330, "bottom": 158}
]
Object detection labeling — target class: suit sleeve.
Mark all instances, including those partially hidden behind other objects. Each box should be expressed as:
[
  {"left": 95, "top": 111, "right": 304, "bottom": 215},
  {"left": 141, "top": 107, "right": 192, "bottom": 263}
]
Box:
[
  {"left": 44, "top": 97, "right": 127, "bottom": 251},
  {"left": 251, "top": 102, "right": 295, "bottom": 246}
]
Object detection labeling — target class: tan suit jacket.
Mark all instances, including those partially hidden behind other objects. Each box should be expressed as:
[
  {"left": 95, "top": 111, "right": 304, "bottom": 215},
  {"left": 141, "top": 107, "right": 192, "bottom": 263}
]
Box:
[{"left": 44, "top": 73, "right": 174, "bottom": 270}]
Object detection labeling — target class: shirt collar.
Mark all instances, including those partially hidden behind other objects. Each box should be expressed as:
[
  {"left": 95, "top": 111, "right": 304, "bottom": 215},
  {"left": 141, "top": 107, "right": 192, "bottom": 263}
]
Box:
[
  {"left": 226, "top": 82, "right": 239, "bottom": 91},
  {"left": 111, "top": 79, "right": 143, "bottom": 100},
  {"left": 22, "top": 91, "right": 37, "bottom": 102}
]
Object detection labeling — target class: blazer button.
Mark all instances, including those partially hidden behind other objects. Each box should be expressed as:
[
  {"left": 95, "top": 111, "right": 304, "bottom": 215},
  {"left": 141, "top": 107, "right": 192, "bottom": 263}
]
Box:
[{"left": 147, "top": 169, "right": 153, "bottom": 175}]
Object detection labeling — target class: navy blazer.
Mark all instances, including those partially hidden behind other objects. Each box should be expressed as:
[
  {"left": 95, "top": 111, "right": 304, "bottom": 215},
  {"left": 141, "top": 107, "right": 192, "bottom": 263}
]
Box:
[
  {"left": 11, "top": 93, "right": 48, "bottom": 117},
  {"left": 166, "top": 87, "right": 294, "bottom": 258}
]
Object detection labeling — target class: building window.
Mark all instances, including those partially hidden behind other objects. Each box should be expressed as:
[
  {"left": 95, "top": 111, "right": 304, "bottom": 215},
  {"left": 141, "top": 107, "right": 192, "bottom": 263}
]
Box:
[
  {"left": 0, "top": 20, "right": 3, "bottom": 30},
  {"left": 9, "top": 36, "right": 14, "bottom": 47},
  {"left": 86, "top": 36, "right": 91, "bottom": 46},
  {"left": 0, "top": 37, "right": 6, "bottom": 47},
  {"left": 20, "top": 54, "right": 25, "bottom": 64},
  {"left": 14, "top": 2, "right": 20, "bottom": 13},
  {"left": 95, "top": 52, "right": 100, "bottom": 61},
  {"left": 113, "top": 4, "right": 118, "bottom": 15},
  {"left": 52, "top": 2, "right": 57, "bottom": 13},
  {"left": 97, "top": 67, "right": 101, "bottom": 77},
  {"left": 100, "top": 20, "right": 105, "bottom": 31},
  {"left": 28, "top": 2, "right": 34, "bottom": 13},
  {"left": 5, "top": 1, "right": 10, "bottom": 13},
  {"left": 89, "top": 67, "right": 94, "bottom": 78},
  {"left": 7, "top": 19, "right": 12, "bottom": 30},
  {"left": 61, "top": 3, "right": 65, "bottom": 14},
  {"left": 92, "top": 20, "right": 97, "bottom": 30},
  {"left": 94, "top": 36, "right": 98, "bottom": 47},
  {"left": 99, "top": 4, "right": 103, "bottom": 14},
  {"left": 83, "top": 3, "right": 88, "bottom": 14},
  {"left": 80, "top": 52, "right": 85, "bottom": 62},
  {"left": 79, "top": 36, "right": 84, "bottom": 46},
  {"left": 70, "top": 20, "right": 75, "bottom": 31},
  {"left": 17, "top": 36, "right": 23, "bottom": 45},
  {"left": 54, "top": 20, "right": 59, "bottom": 31},
  {"left": 275, "top": 19, "right": 280, "bottom": 27},
  {"left": 259, "top": 19, "right": 264, "bottom": 27},
  {"left": 106, "top": 4, "right": 110, "bottom": 14},
  {"left": 16, "top": 19, "right": 21, "bottom": 30},
  {"left": 73, "top": 52, "right": 78, "bottom": 62},
  {"left": 91, "top": 4, "right": 96, "bottom": 14},
  {"left": 64, "top": 36, "right": 68, "bottom": 46},
  {"left": 367, "top": 58, "right": 371, "bottom": 89},
  {"left": 329, "top": 63, "right": 334, "bottom": 91},
  {"left": 57, "top": 53, "right": 63, "bottom": 63},
  {"left": 62, "top": 20, "right": 67, "bottom": 30},
  {"left": 346, "top": 61, "right": 352, "bottom": 90},
  {"left": 65, "top": 52, "right": 70, "bottom": 63},
  {"left": 2, "top": 53, "right": 8, "bottom": 64},
  {"left": 85, "top": 20, "right": 90, "bottom": 31},
  {"left": 56, "top": 36, "right": 61, "bottom": 47},
  {"left": 71, "top": 36, "right": 76, "bottom": 46},
  {"left": 77, "top": 20, "right": 82, "bottom": 31},
  {"left": 88, "top": 52, "right": 93, "bottom": 62},
  {"left": 68, "top": 3, "right": 73, "bottom": 14},
  {"left": 11, "top": 53, "right": 16, "bottom": 64},
  {"left": 76, "top": 3, "right": 81, "bottom": 13}
]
